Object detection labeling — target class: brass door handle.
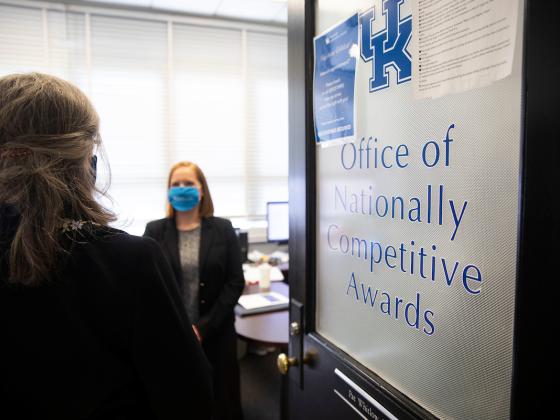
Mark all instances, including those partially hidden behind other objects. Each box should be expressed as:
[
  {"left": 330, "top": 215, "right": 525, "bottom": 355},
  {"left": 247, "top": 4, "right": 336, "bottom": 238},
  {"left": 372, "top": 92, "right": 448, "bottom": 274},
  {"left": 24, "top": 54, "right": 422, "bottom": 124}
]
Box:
[
  {"left": 277, "top": 353, "right": 298, "bottom": 375},
  {"left": 277, "top": 351, "right": 314, "bottom": 375}
]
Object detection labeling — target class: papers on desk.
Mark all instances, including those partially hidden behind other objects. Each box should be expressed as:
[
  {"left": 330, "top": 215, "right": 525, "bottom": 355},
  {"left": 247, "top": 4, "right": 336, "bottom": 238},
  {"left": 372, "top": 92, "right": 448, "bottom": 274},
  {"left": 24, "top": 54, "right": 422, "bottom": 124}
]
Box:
[
  {"left": 269, "top": 250, "right": 289, "bottom": 263},
  {"left": 243, "top": 264, "right": 284, "bottom": 284},
  {"left": 247, "top": 250, "right": 289, "bottom": 264},
  {"left": 247, "top": 250, "right": 264, "bottom": 263},
  {"left": 235, "top": 291, "right": 289, "bottom": 316}
]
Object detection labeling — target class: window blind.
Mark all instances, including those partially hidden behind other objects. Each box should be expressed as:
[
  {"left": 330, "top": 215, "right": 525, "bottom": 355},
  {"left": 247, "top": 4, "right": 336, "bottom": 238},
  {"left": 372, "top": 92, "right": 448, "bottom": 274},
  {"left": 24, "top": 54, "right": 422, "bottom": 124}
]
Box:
[
  {"left": 0, "top": 1, "right": 288, "bottom": 235},
  {"left": 246, "top": 31, "right": 289, "bottom": 215},
  {"left": 89, "top": 14, "right": 169, "bottom": 233},
  {"left": 172, "top": 23, "right": 246, "bottom": 217}
]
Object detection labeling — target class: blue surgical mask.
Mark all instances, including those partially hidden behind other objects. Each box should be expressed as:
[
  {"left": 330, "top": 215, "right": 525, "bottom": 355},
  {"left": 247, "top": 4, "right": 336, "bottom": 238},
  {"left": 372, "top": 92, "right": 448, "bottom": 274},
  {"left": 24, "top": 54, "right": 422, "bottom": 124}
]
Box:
[{"left": 168, "top": 186, "right": 200, "bottom": 212}]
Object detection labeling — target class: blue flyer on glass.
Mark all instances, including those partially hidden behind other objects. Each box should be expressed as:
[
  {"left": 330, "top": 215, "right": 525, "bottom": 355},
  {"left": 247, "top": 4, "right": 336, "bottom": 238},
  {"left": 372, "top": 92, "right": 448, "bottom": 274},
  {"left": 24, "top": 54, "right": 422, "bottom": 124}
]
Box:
[{"left": 313, "top": 13, "right": 358, "bottom": 144}]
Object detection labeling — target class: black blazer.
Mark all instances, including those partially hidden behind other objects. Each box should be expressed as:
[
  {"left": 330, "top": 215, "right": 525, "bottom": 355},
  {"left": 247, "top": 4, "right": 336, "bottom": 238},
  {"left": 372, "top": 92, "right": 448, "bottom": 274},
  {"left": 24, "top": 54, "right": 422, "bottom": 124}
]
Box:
[
  {"left": 143, "top": 217, "right": 245, "bottom": 340},
  {"left": 0, "top": 211, "right": 213, "bottom": 419}
]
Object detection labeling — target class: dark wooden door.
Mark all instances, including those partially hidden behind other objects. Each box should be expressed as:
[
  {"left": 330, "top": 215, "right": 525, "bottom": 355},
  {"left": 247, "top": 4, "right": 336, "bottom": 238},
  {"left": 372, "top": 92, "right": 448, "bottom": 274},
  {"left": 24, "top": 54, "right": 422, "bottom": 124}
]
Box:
[
  {"left": 284, "top": 0, "right": 556, "bottom": 419},
  {"left": 284, "top": 1, "right": 435, "bottom": 418}
]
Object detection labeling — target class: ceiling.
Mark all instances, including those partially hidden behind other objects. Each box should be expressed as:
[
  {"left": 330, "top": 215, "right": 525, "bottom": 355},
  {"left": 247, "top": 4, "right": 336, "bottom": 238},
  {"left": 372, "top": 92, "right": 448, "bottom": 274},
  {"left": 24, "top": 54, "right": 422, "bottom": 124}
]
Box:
[{"left": 83, "top": 0, "right": 287, "bottom": 24}]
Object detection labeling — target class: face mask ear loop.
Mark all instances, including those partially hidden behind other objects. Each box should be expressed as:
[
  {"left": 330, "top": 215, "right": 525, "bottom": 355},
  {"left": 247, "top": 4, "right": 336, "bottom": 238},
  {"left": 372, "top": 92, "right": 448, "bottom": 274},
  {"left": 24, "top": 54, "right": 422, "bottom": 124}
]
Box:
[{"left": 91, "top": 155, "right": 97, "bottom": 184}]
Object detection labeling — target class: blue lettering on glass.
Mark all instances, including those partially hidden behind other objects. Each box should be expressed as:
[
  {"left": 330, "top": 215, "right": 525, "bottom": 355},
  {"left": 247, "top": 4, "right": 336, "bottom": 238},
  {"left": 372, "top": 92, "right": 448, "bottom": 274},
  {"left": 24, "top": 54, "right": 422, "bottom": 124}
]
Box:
[{"left": 359, "top": 0, "right": 412, "bottom": 92}]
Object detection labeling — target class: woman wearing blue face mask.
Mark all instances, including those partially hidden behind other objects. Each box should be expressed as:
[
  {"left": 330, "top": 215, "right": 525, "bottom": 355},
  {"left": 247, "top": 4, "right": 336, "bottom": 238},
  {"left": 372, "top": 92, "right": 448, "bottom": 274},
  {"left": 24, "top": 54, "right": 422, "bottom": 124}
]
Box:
[{"left": 144, "top": 161, "right": 245, "bottom": 420}]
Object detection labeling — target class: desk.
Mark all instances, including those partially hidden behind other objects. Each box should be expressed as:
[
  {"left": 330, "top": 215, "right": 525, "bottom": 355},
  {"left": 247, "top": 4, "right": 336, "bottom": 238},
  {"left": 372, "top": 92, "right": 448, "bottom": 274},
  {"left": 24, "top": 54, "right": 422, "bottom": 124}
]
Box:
[{"left": 234, "top": 282, "right": 289, "bottom": 347}]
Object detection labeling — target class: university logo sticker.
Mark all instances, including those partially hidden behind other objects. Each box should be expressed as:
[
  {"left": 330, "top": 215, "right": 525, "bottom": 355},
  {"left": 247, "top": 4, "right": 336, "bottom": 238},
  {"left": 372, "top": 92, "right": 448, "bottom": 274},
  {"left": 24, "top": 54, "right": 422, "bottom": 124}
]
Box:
[{"left": 360, "top": 0, "right": 412, "bottom": 92}]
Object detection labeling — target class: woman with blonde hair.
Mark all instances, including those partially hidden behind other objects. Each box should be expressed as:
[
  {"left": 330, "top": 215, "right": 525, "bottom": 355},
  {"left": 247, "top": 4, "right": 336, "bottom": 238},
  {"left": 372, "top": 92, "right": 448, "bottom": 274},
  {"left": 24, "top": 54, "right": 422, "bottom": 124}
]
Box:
[
  {"left": 144, "top": 161, "right": 245, "bottom": 420},
  {"left": 0, "top": 73, "right": 213, "bottom": 419}
]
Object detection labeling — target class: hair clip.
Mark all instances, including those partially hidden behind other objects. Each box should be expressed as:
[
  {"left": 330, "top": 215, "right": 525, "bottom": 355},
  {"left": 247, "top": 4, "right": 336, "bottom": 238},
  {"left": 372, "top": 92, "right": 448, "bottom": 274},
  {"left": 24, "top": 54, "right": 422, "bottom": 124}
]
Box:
[
  {"left": 61, "top": 219, "right": 100, "bottom": 233},
  {"left": 0, "top": 146, "right": 33, "bottom": 159}
]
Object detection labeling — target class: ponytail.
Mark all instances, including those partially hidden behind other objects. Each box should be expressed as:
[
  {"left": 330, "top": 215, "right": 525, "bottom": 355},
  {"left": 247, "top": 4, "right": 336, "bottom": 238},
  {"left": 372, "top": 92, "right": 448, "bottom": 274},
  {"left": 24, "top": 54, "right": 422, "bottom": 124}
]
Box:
[{"left": 0, "top": 73, "right": 115, "bottom": 286}]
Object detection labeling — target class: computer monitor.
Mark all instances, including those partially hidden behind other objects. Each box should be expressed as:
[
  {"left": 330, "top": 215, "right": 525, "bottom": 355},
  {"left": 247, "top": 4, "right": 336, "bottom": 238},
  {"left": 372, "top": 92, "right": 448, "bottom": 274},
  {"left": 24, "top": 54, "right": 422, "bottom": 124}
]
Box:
[{"left": 266, "top": 201, "right": 289, "bottom": 244}]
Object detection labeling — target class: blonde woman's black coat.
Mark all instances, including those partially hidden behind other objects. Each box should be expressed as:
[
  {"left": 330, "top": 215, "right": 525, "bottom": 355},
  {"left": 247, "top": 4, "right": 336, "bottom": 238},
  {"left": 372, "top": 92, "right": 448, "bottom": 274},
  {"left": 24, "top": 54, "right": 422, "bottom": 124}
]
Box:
[{"left": 143, "top": 216, "right": 245, "bottom": 420}]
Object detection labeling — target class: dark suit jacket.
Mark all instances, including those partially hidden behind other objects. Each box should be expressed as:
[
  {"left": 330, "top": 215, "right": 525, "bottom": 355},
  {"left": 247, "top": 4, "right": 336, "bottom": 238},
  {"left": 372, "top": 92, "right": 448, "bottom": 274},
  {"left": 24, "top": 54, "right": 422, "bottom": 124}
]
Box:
[
  {"left": 143, "top": 216, "right": 245, "bottom": 340},
  {"left": 0, "top": 207, "right": 213, "bottom": 420}
]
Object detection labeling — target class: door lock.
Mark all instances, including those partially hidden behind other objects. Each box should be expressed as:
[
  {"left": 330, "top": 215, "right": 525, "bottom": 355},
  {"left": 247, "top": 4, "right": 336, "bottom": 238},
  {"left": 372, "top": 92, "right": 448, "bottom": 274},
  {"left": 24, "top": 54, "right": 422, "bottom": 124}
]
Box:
[{"left": 289, "top": 321, "right": 301, "bottom": 336}]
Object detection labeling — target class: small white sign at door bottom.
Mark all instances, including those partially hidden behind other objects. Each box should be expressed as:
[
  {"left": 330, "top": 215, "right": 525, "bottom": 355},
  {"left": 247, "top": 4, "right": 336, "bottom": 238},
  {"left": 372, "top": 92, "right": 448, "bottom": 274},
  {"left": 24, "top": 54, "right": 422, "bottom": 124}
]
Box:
[{"left": 333, "top": 369, "right": 398, "bottom": 420}]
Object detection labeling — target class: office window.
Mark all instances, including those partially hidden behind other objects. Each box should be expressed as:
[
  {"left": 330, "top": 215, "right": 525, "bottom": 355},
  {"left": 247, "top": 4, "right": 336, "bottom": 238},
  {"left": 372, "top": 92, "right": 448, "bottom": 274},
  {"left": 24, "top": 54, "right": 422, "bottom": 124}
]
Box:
[
  {"left": 90, "top": 15, "right": 169, "bottom": 233},
  {"left": 0, "top": 5, "right": 45, "bottom": 73},
  {"left": 0, "top": 1, "right": 288, "bottom": 235},
  {"left": 172, "top": 24, "right": 246, "bottom": 217},
  {"left": 246, "top": 31, "right": 289, "bottom": 216}
]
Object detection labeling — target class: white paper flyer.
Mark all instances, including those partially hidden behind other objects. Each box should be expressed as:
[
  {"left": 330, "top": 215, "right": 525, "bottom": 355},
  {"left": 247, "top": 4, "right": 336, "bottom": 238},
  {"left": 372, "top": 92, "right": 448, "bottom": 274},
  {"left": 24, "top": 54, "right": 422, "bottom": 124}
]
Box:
[{"left": 412, "top": 0, "right": 519, "bottom": 99}]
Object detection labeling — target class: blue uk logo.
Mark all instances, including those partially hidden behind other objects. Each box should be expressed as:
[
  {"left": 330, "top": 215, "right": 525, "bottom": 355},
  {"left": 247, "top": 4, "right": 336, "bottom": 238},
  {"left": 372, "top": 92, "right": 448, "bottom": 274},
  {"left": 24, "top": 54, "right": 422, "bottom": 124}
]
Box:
[{"left": 360, "top": 0, "right": 412, "bottom": 92}]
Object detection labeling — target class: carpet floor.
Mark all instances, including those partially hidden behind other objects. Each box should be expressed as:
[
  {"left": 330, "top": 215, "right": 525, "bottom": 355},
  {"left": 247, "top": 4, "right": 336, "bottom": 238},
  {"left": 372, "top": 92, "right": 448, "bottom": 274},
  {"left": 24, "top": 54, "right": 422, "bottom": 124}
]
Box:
[{"left": 239, "top": 346, "right": 283, "bottom": 420}]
